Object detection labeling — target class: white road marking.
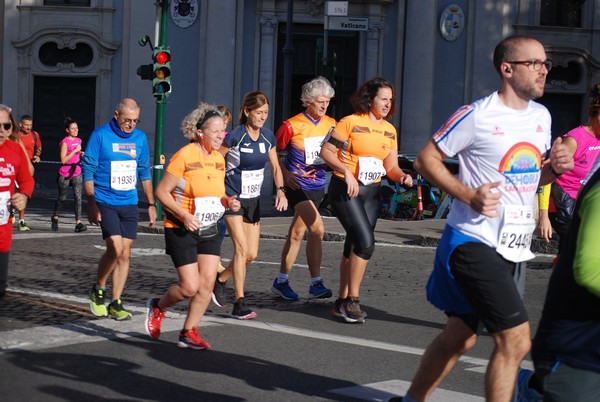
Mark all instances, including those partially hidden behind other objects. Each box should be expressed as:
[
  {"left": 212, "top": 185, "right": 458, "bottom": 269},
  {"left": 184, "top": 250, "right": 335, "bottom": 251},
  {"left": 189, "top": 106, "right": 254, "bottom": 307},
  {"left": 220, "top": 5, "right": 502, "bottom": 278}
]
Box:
[
  {"left": 0, "top": 288, "right": 216, "bottom": 352},
  {"left": 0, "top": 287, "right": 532, "bottom": 370},
  {"left": 13, "top": 231, "right": 100, "bottom": 240},
  {"left": 329, "top": 379, "right": 484, "bottom": 401}
]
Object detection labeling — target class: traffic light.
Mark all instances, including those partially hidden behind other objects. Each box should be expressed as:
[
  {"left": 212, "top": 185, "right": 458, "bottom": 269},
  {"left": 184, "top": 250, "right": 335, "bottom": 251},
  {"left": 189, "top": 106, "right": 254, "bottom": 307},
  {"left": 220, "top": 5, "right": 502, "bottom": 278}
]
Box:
[
  {"left": 152, "top": 47, "right": 171, "bottom": 98},
  {"left": 136, "top": 63, "right": 153, "bottom": 80}
]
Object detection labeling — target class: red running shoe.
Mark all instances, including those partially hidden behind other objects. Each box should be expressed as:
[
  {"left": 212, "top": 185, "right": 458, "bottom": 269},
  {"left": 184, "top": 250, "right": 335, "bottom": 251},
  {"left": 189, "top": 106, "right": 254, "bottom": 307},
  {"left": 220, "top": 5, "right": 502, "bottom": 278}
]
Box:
[
  {"left": 145, "top": 297, "right": 166, "bottom": 339},
  {"left": 178, "top": 327, "right": 211, "bottom": 350}
]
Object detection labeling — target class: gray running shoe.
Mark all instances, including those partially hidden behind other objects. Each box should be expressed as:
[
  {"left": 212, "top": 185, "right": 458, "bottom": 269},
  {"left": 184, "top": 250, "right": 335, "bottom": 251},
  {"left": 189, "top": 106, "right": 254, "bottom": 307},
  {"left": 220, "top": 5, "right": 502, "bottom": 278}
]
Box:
[{"left": 340, "top": 297, "right": 366, "bottom": 323}]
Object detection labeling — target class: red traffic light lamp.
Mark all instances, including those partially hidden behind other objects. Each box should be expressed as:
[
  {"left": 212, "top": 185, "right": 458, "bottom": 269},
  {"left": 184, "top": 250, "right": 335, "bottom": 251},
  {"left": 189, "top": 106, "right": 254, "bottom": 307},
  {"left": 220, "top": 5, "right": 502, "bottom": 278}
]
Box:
[
  {"left": 155, "top": 50, "right": 170, "bottom": 64},
  {"left": 152, "top": 48, "right": 172, "bottom": 97}
]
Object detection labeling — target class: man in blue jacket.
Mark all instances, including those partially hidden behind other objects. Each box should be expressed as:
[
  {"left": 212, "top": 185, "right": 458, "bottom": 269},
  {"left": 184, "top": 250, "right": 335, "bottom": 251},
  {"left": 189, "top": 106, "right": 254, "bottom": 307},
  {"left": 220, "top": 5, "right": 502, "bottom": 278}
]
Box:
[{"left": 83, "top": 98, "right": 157, "bottom": 320}]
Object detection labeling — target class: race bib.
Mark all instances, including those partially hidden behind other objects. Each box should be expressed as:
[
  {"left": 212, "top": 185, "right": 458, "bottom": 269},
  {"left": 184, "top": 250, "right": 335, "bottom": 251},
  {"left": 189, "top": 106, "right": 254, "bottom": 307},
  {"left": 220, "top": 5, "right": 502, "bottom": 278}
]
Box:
[
  {"left": 110, "top": 160, "right": 137, "bottom": 191},
  {"left": 304, "top": 136, "right": 326, "bottom": 165},
  {"left": 194, "top": 196, "right": 225, "bottom": 228},
  {"left": 357, "top": 156, "right": 386, "bottom": 185},
  {"left": 496, "top": 204, "right": 536, "bottom": 262},
  {"left": 0, "top": 191, "right": 10, "bottom": 225},
  {"left": 240, "top": 168, "right": 264, "bottom": 199}
]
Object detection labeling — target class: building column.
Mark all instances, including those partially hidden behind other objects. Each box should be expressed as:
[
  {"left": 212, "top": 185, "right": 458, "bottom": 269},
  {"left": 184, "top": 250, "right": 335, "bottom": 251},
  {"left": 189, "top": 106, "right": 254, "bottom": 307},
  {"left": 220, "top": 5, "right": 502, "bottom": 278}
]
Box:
[
  {"left": 400, "top": 2, "right": 436, "bottom": 153},
  {"left": 258, "top": 16, "right": 278, "bottom": 113},
  {"left": 365, "top": 22, "right": 383, "bottom": 79},
  {"left": 258, "top": 16, "right": 279, "bottom": 197}
]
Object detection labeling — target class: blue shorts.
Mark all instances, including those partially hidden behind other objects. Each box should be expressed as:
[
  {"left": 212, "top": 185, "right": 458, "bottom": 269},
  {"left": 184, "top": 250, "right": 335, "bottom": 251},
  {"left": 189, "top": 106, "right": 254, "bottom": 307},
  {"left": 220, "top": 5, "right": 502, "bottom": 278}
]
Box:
[{"left": 98, "top": 204, "right": 139, "bottom": 240}]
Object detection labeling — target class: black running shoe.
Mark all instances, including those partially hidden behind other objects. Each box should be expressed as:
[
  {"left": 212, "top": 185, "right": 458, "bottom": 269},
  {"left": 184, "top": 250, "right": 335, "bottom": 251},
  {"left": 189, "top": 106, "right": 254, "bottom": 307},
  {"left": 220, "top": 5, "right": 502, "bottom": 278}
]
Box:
[
  {"left": 211, "top": 278, "right": 228, "bottom": 307},
  {"left": 231, "top": 297, "right": 257, "bottom": 320}
]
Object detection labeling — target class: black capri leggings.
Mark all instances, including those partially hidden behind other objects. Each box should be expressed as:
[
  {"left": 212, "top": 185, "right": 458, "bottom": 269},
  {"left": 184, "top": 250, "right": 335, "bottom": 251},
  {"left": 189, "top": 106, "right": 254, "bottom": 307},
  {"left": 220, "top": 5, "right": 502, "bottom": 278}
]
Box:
[{"left": 328, "top": 175, "right": 380, "bottom": 260}]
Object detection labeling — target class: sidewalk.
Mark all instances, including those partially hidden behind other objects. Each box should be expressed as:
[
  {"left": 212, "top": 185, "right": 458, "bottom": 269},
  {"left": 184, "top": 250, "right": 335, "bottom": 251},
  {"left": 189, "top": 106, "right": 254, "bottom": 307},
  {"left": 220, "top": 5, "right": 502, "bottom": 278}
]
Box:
[{"left": 26, "top": 189, "right": 558, "bottom": 255}]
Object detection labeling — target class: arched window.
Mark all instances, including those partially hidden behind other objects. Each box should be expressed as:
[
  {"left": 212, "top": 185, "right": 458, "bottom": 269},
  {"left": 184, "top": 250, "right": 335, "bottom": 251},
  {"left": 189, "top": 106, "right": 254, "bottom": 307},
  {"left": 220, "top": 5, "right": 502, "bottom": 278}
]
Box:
[{"left": 38, "top": 42, "right": 94, "bottom": 67}]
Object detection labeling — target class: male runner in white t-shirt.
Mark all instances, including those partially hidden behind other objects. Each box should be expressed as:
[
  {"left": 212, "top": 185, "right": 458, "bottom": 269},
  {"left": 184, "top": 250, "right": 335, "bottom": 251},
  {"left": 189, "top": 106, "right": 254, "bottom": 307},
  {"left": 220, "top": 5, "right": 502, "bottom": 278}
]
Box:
[{"left": 395, "top": 36, "right": 574, "bottom": 402}]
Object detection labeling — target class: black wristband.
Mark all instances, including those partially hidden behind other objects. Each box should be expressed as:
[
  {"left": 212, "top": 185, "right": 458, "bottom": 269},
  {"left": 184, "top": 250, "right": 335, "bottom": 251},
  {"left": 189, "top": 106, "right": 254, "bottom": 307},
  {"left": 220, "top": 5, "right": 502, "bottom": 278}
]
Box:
[
  {"left": 148, "top": 203, "right": 157, "bottom": 207},
  {"left": 277, "top": 186, "right": 286, "bottom": 193},
  {"left": 550, "top": 166, "right": 563, "bottom": 177}
]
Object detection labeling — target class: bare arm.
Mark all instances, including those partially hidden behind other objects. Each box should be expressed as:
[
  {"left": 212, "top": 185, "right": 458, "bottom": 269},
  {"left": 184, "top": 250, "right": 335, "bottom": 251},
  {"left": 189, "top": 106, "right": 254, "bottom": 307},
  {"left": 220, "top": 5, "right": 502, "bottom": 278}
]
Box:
[
  {"left": 383, "top": 150, "right": 413, "bottom": 187},
  {"left": 268, "top": 147, "right": 288, "bottom": 211},
  {"left": 19, "top": 141, "right": 35, "bottom": 176},
  {"left": 414, "top": 140, "right": 502, "bottom": 217},
  {"left": 140, "top": 179, "right": 156, "bottom": 226},
  {"left": 320, "top": 133, "right": 359, "bottom": 197},
  {"left": 84, "top": 180, "right": 101, "bottom": 225},
  {"left": 539, "top": 137, "right": 575, "bottom": 186},
  {"left": 60, "top": 141, "right": 81, "bottom": 164},
  {"left": 155, "top": 172, "right": 201, "bottom": 231}
]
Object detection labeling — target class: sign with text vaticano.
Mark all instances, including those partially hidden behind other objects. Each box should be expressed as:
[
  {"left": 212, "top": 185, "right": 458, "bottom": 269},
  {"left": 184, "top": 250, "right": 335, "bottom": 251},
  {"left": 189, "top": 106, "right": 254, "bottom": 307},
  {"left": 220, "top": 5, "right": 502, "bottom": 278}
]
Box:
[{"left": 327, "top": 16, "right": 369, "bottom": 31}]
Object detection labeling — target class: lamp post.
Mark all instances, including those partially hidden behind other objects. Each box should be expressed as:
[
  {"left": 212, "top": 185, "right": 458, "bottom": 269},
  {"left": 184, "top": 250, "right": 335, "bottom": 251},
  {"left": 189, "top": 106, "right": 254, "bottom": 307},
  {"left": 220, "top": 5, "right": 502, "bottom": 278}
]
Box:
[{"left": 152, "top": 0, "right": 170, "bottom": 217}]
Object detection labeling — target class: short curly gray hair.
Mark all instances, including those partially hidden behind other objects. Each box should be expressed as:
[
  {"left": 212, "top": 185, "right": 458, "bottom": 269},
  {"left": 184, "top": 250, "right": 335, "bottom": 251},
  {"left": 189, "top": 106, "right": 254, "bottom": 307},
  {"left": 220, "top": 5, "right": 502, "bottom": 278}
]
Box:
[
  {"left": 300, "top": 76, "right": 335, "bottom": 107},
  {"left": 180, "top": 102, "right": 223, "bottom": 140}
]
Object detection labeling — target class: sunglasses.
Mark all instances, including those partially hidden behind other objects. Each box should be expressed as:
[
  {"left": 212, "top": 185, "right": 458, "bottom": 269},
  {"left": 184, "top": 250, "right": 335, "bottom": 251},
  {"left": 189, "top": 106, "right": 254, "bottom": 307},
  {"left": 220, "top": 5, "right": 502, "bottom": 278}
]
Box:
[{"left": 0, "top": 122, "right": 12, "bottom": 131}]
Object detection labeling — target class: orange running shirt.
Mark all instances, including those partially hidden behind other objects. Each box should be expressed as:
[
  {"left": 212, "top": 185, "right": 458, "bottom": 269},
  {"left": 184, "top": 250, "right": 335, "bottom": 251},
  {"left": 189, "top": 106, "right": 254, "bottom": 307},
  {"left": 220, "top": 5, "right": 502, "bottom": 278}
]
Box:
[
  {"left": 164, "top": 143, "right": 226, "bottom": 228},
  {"left": 332, "top": 113, "right": 397, "bottom": 182}
]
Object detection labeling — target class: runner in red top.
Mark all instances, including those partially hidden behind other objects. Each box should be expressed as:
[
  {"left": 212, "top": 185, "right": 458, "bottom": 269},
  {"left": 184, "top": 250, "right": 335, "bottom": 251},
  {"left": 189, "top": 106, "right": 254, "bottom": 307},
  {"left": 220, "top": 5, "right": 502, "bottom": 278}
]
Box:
[
  {"left": 0, "top": 104, "right": 35, "bottom": 297},
  {"left": 15, "top": 114, "right": 41, "bottom": 231}
]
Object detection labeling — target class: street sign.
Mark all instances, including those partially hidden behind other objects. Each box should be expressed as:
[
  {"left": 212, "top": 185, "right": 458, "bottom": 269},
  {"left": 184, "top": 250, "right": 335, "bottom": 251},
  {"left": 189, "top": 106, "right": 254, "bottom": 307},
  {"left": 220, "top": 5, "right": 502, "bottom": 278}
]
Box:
[
  {"left": 326, "top": 1, "right": 348, "bottom": 16},
  {"left": 328, "top": 16, "right": 369, "bottom": 31}
]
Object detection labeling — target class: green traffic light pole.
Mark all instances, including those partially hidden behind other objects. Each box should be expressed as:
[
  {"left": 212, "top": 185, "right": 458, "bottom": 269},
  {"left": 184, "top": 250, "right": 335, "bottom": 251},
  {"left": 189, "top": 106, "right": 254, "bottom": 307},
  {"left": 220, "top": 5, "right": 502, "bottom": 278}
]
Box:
[{"left": 153, "top": 0, "right": 170, "bottom": 218}]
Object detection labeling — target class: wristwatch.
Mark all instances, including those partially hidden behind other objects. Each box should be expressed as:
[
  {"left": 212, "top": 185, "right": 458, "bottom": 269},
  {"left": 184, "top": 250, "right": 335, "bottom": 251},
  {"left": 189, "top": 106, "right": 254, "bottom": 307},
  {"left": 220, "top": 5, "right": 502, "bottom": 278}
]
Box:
[{"left": 277, "top": 186, "right": 287, "bottom": 193}]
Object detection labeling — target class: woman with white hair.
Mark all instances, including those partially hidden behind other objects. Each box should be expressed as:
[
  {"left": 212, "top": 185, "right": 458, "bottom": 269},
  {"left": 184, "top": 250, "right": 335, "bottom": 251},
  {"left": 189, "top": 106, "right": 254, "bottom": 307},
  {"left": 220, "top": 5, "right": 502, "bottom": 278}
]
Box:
[{"left": 270, "top": 76, "right": 337, "bottom": 301}]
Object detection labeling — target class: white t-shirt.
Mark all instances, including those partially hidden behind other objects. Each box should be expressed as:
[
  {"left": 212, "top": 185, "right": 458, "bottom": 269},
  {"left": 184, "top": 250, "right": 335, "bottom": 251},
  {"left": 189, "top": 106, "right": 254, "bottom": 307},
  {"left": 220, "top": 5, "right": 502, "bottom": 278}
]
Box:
[{"left": 434, "top": 91, "right": 551, "bottom": 250}]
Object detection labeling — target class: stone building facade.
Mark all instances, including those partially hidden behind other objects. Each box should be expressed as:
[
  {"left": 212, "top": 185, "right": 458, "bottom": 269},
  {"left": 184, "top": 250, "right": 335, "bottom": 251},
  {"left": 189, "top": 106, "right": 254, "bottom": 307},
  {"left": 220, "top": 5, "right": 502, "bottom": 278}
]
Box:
[{"left": 1, "top": 0, "right": 599, "bottom": 188}]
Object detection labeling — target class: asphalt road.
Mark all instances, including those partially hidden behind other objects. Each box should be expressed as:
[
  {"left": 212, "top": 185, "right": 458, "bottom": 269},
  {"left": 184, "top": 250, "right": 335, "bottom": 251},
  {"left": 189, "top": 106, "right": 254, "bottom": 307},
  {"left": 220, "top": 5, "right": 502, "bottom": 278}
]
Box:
[{"left": 0, "top": 205, "right": 555, "bottom": 402}]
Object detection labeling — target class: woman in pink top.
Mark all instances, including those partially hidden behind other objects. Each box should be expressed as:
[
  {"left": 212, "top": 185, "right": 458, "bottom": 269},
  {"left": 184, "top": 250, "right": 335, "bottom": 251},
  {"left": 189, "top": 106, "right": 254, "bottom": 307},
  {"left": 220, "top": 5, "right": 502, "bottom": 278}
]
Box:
[
  {"left": 51, "top": 117, "right": 87, "bottom": 233},
  {"left": 539, "top": 83, "right": 600, "bottom": 255}
]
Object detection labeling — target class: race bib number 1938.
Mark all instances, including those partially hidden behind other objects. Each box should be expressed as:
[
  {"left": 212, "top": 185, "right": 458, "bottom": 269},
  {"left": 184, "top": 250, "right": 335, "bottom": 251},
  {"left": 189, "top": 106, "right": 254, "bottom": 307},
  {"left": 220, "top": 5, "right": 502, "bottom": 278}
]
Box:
[{"left": 110, "top": 160, "right": 137, "bottom": 191}]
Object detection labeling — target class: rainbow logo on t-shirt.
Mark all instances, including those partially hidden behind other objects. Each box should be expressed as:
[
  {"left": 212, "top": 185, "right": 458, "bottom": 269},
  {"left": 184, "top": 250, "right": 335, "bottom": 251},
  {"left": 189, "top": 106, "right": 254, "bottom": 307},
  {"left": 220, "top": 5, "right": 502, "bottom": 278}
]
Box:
[{"left": 499, "top": 142, "right": 542, "bottom": 193}]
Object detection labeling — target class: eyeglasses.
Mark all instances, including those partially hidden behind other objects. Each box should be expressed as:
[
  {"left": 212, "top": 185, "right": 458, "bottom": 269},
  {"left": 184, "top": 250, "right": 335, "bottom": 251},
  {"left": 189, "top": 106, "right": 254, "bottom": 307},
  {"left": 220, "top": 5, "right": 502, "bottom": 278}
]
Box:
[
  {"left": 121, "top": 118, "right": 140, "bottom": 125},
  {"left": 507, "top": 59, "right": 552, "bottom": 72},
  {"left": 0, "top": 122, "right": 12, "bottom": 131}
]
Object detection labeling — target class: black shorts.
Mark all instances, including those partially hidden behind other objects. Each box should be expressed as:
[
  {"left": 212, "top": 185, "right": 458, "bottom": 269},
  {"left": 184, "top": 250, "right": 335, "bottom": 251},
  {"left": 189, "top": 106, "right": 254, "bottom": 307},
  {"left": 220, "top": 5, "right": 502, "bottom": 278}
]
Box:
[
  {"left": 448, "top": 242, "right": 528, "bottom": 334},
  {"left": 164, "top": 227, "right": 221, "bottom": 268},
  {"left": 224, "top": 197, "right": 260, "bottom": 223},
  {"left": 285, "top": 187, "right": 324, "bottom": 209}
]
